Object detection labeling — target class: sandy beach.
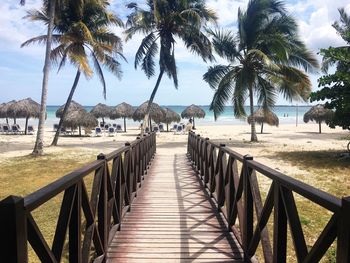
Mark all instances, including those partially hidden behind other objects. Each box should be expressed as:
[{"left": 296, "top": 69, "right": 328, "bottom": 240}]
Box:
[{"left": 1, "top": 122, "right": 348, "bottom": 171}]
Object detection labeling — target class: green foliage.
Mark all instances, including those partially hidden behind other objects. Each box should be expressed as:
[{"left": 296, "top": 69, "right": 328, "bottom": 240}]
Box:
[
  {"left": 203, "top": 0, "right": 318, "bottom": 140},
  {"left": 125, "top": 0, "right": 217, "bottom": 88},
  {"left": 22, "top": 0, "right": 125, "bottom": 99},
  {"left": 310, "top": 8, "right": 350, "bottom": 129}
]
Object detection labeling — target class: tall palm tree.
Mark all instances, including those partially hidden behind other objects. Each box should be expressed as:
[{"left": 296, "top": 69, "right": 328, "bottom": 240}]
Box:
[
  {"left": 22, "top": 0, "right": 125, "bottom": 145},
  {"left": 20, "top": 0, "right": 58, "bottom": 155},
  {"left": 125, "top": 0, "right": 217, "bottom": 130},
  {"left": 203, "top": 0, "right": 319, "bottom": 141}
]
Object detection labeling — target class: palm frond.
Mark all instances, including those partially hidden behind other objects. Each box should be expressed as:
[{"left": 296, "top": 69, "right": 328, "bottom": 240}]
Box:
[
  {"left": 91, "top": 51, "right": 107, "bottom": 99},
  {"left": 203, "top": 64, "right": 232, "bottom": 89},
  {"left": 207, "top": 28, "right": 240, "bottom": 62},
  {"left": 134, "top": 32, "right": 157, "bottom": 70}
]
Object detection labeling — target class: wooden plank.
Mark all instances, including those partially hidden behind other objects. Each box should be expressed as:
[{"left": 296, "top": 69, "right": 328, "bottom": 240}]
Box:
[{"left": 105, "top": 152, "right": 244, "bottom": 262}]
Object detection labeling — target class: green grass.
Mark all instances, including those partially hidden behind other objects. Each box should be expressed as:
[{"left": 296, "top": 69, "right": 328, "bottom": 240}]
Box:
[{"left": 0, "top": 151, "right": 96, "bottom": 262}]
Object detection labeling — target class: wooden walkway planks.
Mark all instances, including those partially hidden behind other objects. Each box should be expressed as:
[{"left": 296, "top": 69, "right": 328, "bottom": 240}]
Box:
[{"left": 106, "top": 149, "right": 245, "bottom": 262}]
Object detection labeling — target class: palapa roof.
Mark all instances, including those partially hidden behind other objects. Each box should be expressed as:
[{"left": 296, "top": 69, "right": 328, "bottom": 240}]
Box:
[
  {"left": 110, "top": 102, "right": 134, "bottom": 119},
  {"left": 56, "top": 100, "right": 84, "bottom": 118},
  {"left": 90, "top": 103, "right": 112, "bottom": 118},
  {"left": 132, "top": 101, "right": 166, "bottom": 122},
  {"left": 161, "top": 107, "right": 181, "bottom": 124},
  {"left": 7, "top": 98, "right": 40, "bottom": 119},
  {"left": 303, "top": 104, "right": 334, "bottom": 123},
  {"left": 181, "top": 104, "right": 206, "bottom": 119},
  {"left": 62, "top": 109, "right": 98, "bottom": 129},
  {"left": 247, "top": 108, "right": 279, "bottom": 127},
  {"left": 0, "top": 100, "right": 16, "bottom": 118}
]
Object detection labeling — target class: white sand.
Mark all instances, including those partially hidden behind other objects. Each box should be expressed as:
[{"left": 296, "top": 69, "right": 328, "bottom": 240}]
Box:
[{"left": 0, "top": 123, "right": 348, "bottom": 161}]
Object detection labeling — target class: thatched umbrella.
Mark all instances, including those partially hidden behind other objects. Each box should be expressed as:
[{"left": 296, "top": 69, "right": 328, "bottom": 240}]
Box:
[
  {"left": 162, "top": 107, "right": 181, "bottom": 131},
  {"left": 56, "top": 100, "right": 84, "bottom": 118},
  {"left": 62, "top": 109, "right": 98, "bottom": 136},
  {"left": 7, "top": 98, "right": 40, "bottom": 134},
  {"left": 133, "top": 101, "right": 166, "bottom": 130},
  {"left": 90, "top": 103, "right": 111, "bottom": 125},
  {"left": 110, "top": 102, "right": 134, "bottom": 132},
  {"left": 303, "top": 104, "right": 334, "bottom": 133},
  {"left": 247, "top": 108, "right": 279, "bottom": 134},
  {"left": 181, "top": 104, "right": 206, "bottom": 129},
  {"left": 0, "top": 100, "right": 17, "bottom": 124}
]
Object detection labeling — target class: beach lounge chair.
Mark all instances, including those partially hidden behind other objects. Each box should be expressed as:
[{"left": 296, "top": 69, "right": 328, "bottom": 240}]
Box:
[
  {"left": 175, "top": 125, "right": 184, "bottom": 135},
  {"left": 53, "top": 124, "right": 59, "bottom": 131},
  {"left": 2, "top": 124, "right": 10, "bottom": 134},
  {"left": 104, "top": 124, "right": 110, "bottom": 130},
  {"left": 145, "top": 127, "right": 150, "bottom": 133},
  {"left": 27, "top": 125, "right": 35, "bottom": 135},
  {"left": 171, "top": 124, "right": 178, "bottom": 131},
  {"left": 59, "top": 127, "right": 67, "bottom": 135},
  {"left": 112, "top": 123, "right": 117, "bottom": 128},
  {"left": 153, "top": 126, "right": 160, "bottom": 133},
  {"left": 116, "top": 124, "right": 123, "bottom": 133},
  {"left": 12, "top": 125, "right": 24, "bottom": 135},
  {"left": 95, "top": 127, "right": 103, "bottom": 137},
  {"left": 159, "top": 124, "right": 164, "bottom": 132},
  {"left": 108, "top": 127, "right": 115, "bottom": 137}
]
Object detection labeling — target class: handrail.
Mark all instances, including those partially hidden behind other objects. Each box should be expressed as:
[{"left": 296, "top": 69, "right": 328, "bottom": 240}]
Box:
[
  {"left": 187, "top": 131, "right": 350, "bottom": 263},
  {"left": 0, "top": 132, "right": 156, "bottom": 263}
]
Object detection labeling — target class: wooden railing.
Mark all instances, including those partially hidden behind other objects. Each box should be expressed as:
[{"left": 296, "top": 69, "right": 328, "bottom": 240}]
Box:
[
  {"left": 188, "top": 131, "right": 350, "bottom": 263},
  {"left": 0, "top": 132, "right": 156, "bottom": 263}
]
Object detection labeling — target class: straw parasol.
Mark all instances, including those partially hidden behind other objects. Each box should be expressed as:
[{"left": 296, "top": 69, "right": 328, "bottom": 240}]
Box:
[
  {"left": 62, "top": 109, "right": 98, "bottom": 136},
  {"left": 181, "top": 104, "right": 206, "bottom": 129},
  {"left": 303, "top": 104, "right": 334, "bottom": 133},
  {"left": 90, "top": 103, "right": 112, "bottom": 125},
  {"left": 162, "top": 107, "right": 181, "bottom": 131},
  {"left": 110, "top": 102, "right": 135, "bottom": 132},
  {"left": 0, "top": 100, "right": 16, "bottom": 124},
  {"left": 247, "top": 108, "right": 279, "bottom": 134},
  {"left": 133, "top": 101, "right": 166, "bottom": 130},
  {"left": 56, "top": 100, "right": 84, "bottom": 118},
  {"left": 7, "top": 98, "right": 40, "bottom": 134}
]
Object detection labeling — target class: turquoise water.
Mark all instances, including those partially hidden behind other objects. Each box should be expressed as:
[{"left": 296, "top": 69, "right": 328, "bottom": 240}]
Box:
[{"left": 43, "top": 105, "right": 310, "bottom": 127}]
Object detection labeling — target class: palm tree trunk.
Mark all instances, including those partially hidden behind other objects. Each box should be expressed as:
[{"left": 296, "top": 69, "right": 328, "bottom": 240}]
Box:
[
  {"left": 167, "top": 123, "right": 169, "bottom": 132},
  {"left": 6, "top": 118, "right": 8, "bottom": 124},
  {"left": 79, "top": 125, "right": 81, "bottom": 136},
  {"left": 32, "top": 0, "right": 56, "bottom": 156},
  {"left": 261, "top": 123, "right": 263, "bottom": 134},
  {"left": 124, "top": 117, "right": 126, "bottom": 132},
  {"left": 142, "top": 69, "right": 165, "bottom": 134},
  {"left": 25, "top": 117, "right": 29, "bottom": 135},
  {"left": 249, "top": 86, "right": 258, "bottom": 142},
  {"left": 51, "top": 69, "right": 81, "bottom": 146},
  {"left": 319, "top": 121, "right": 321, "bottom": 134},
  {"left": 14, "top": 118, "right": 16, "bottom": 124},
  {"left": 193, "top": 117, "right": 196, "bottom": 129}
]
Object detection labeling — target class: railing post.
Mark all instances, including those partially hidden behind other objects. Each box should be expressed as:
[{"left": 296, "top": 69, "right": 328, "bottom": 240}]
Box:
[
  {"left": 97, "top": 153, "right": 108, "bottom": 255},
  {"left": 0, "top": 196, "right": 28, "bottom": 263},
  {"left": 203, "top": 138, "right": 210, "bottom": 183},
  {"left": 242, "top": 155, "right": 253, "bottom": 258},
  {"left": 273, "top": 183, "right": 287, "bottom": 263},
  {"left": 337, "top": 196, "right": 350, "bottom": 263},
  {"left": 216, "top": 144, "right": 226, "bottom": 209},
  {"left": 124, "top": 142, "right": 132, "bottom": 210}
]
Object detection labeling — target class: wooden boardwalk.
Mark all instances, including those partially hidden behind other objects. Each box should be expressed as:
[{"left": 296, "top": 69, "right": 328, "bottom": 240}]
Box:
[{"left": 106, "top": 149, "right": 245, "bottom": 262}]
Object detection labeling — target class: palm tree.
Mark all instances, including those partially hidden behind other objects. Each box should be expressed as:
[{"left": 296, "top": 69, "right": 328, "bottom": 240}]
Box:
[
  {"left": 125, "top": 0, "right": 217, "bottom": 130},
  {"left": 203, "top": 0, "right": 319, "bottom": 141},
  {"left": 20, "top": 0, "right": 57, "bottom": 155},
  {"left": 22, "top": 0, "right": 124, "bottom": 146}
]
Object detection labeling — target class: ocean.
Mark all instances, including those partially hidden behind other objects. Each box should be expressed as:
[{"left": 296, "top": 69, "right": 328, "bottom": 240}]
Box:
[{"left": 3, "top": 105, "right": 312, "bottom": 128}]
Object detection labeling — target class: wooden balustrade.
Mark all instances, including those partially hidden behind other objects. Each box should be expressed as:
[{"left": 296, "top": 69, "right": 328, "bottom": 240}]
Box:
[
  {"left": 187, "top": 131, "right": 350, "bottom": 263},
  {"left": 0, "top": 132, "right": 156, "bottom": 263}
]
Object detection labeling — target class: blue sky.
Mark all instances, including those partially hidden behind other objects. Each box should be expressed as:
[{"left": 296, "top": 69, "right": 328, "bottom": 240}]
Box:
[{"left": 0, "top": 0, "right": 349, "bottom": 106}]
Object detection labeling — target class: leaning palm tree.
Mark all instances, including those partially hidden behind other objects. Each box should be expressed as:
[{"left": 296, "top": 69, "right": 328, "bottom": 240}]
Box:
[
  {"left": 203, "top": 0, "right": 319, "bottom": 141},
  {"left": 22, "top": 0, "right": 124, "bottom": 146},
  {"left": 125, "top": 0, "right": 217, "bottom": 131},
  {"left": 20, "top": 0, "right": 58, "bottom": 155}
]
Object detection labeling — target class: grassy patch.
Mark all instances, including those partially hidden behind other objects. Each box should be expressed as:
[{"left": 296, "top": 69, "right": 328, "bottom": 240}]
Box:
[{"left": 0, "top": 151, "right": 96, "bottom": 262}]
